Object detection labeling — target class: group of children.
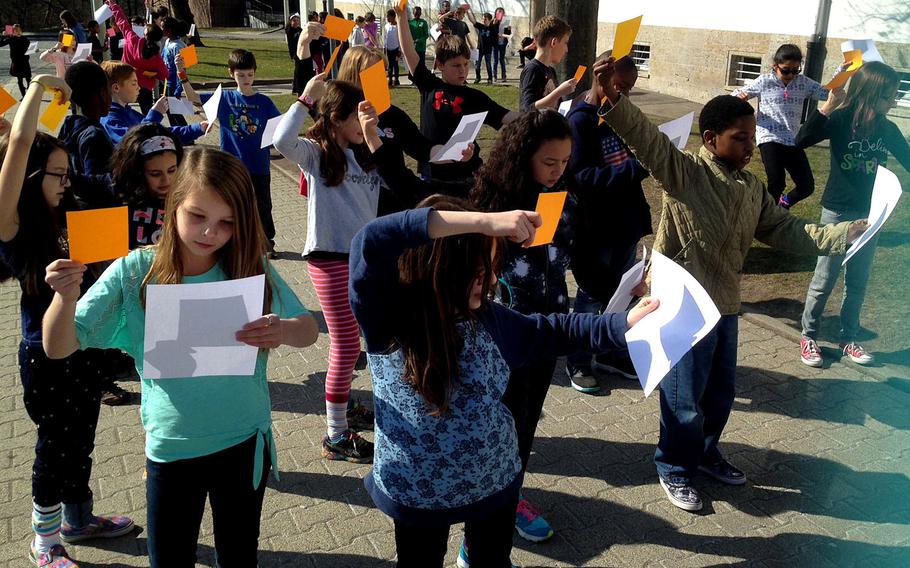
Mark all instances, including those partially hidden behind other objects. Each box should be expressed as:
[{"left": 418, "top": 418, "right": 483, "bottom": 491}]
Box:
[{"left": 0, "top": 2, "right": 908, "bottom": 566}]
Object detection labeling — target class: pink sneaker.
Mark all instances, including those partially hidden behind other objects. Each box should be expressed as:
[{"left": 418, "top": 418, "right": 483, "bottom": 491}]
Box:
[
  {"left": 840, "top": 342, "right": 874, "bottom": 365},
  {"left": 800, "top": 336, "right": 823, "bottom": 367},
  {"left": 29, "top": 541, "right": 78, "bottom": 567}
]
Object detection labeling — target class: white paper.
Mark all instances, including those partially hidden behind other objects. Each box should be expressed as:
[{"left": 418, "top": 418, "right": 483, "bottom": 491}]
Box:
[
  {"left": 25, "top": 41, "right": 38, "bottom": 55},
  {"left": 605, "top": 245, "right": 648, "bottom": 313},
  {"left": 657, "top": 111, "right": 695, "bottom": 151},
  {"left": 558, "top": 100, "right": 572, "bottom": 116},
  {"left": 430, "top": 111, "right": 487, "bottom": 163},
  {"left": 843, "top": 165, "right": 902, "bottom": 265},
  {"left": 841, "top": 39, "right": 884, "bottom": 63},
  {"left": 470, "top": 48, "right": 479, "bottom": 61},
  {"left": 202, "top": 84, "right": 223, "bottom": 134},
  {"left": 94, "top": 4, "right": 113, "bottom": 25},
  {"left": 132, "top": 24, "right": 147, "bottom": 38},
  {"left": 430, "top": 24, "right": 442, "bottom": 41},
  {"left": 143, "top": 275, "right": 265, "bottom": 379},
  {"left": 500, "top": 16, "right": 511, "bottom": 30},
  {"left": 167, "top": 97, "right": 195, "bottom": 116},
  {"left": 259, "top": 114, "right": 284, "bottom": 149},
  {"left": 71, "top": 43, "right": 93, "bottom": 63},
  {"left": 189, "top": 23, "right": 196, "bottom": 37},
  {"left": 119, "top": 38, "right": 126, "bottom": 48},
  {"left": 625, "top": 250, "right": 721, "bottom": 397}
]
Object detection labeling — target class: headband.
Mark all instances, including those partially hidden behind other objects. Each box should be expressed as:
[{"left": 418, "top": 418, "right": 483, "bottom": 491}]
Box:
[{"left": 140, "top": 135, "right": 177, "bottom": 156}]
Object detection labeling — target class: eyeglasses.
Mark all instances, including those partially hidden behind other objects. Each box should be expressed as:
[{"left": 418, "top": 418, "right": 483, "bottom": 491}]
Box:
[
  {"left": 44, "top": 171, "right": 70, "bottom": 186},
  {"left": 777, "top": 66, "right": 801, "bottom": 76}
]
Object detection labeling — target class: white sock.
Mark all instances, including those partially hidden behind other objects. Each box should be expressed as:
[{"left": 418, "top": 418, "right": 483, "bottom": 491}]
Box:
[
  {"left": 326, "top": 401, "right": 349, "bottom": 439},
  {"left": 32, "top": 502, "right": 62, "bottom": 552}
]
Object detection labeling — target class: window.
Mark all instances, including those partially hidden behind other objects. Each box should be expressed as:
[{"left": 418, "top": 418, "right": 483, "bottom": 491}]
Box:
[
  {"left": 728, "top": 54, "right": 762, "bottom": 87},
  {"left": 897, "top": 71, "right": 910, "bottom": 108},
  {"left": 631, "top": 43, "right": 651, "bottom": 72}
]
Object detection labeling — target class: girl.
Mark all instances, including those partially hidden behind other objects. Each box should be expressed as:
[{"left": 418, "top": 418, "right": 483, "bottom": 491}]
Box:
[
  {"left": 109, "top": 0, "right": 168, "bottom": 114},
  {"left": 0, "top": 24, "right": 32, "bottom": 97},
  {"left": 470, "top": 109, "right": 576, "bottom": 548},
  {"left": 88, "top": 19, "right": 106, "bottom": 63},
  {"left": 285, "top": 13, "right": 304, "bottom": 94},
  {"left": 273, "top": 81, "right": 381, "bottom": 463},
  {"left": 42, "top": 147, "right": 319, "bottom": 567},
  {"left": 39, "top": 31, "right": 76, "bottom": 79},
  {"left": 363, "top": 12, "right": 379, "bottom": 48},
  {"left": 348, "top": 192, "right": 657, "bottom": 568},
  {"left": 349, "top": 16, "right": 366, "bottom": 47},
  {"left": 0, "top": 76, "right": 133, "bottom": 568},
  {"left": 797, "top": 61, "right": 910, "bottom": 368},
  {"left": 493, "top": 8, "right": 510, "bottom": 82},
  {"left": 59, "top": 10, "right": 87, "bottom": 44}
]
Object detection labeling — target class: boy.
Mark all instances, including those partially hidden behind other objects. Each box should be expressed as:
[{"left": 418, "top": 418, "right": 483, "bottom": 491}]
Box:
[
  {"left": 519, "top": 16, "right": 576, "bottom": 111},
  {"left": 467, "top": 10, "right": 496, "bottom": 84},
  {"left": 160, "top": 17, "right": 188, "bottom": 126},
  {"left": 87, "top": 20, "right": 106, "bottom": 63},
  {"left": 408, "top": 7, "right": 430, "bottom": 72},
  {"left": 593, "top": 59, "right": 866, "bottom": 512},
  {"left": 109, "top": 21, "right": 124, "bottom": 61},
  {"left": 99, "top": 60, "right": 206, "bottom": 145},
  {"left": 565, "top": 53, "right": 651, "bottom": 394},
  {"left": 197, "top": 49, "right": 282, "bottom": 253},
  {"left": 395, "top": 4, "right": 518, "bottom": 197}
]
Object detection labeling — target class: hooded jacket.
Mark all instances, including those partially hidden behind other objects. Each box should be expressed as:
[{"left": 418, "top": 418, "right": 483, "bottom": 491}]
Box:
[
  {"left": 111, "top": 2, "right": 167, "bottom": 91},
  {"left": 101, "top": 102, "right": 204, "bottom": 145},
  {"left": 59, "top": 114, "right": 116, "bottom": 208}
]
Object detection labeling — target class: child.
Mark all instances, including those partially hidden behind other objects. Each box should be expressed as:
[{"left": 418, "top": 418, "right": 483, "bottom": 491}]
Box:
[
  {"left": 385, "top": 10, "right": 401, "bottom": 87},
  {"left": 796, "top": 61, "right": 910, "bottom": 367},
  {"left": 593, "top": 58, "right": 866, "bottom": 512},
  {"left": 109, "top": 0, "right": 168, "bottom": 114},
  {"left": 109, "top": 21, "right": 124, "bottom": 61},
  {"left": 466, "top": 10, "right": 496, "bottom": 84},
  {"left": 42, "top": 147, "right": 319, "bottom": 567},
  {"left": 348, "top": 194, "right": 658, "bottom": 568},
  {"left": 493, "top": 8, "right": 510, "bottom": 82},
  {"left": 349, "top": 16, "right": 366, "bottom": 47},
  {"left": 363, "top": 12, "right": 379, "bottom": 48},
  {"left": 59, "top": 10, "right": 87, "bottom": 44},
  {"left": 285, "top": 13, "right": 304, "bottom": 93},
  {"left": 408, "top": 7, "right": 429, "bottom": 72},
  {"left": 519, "top": 15, "right": 576, "bottom": 111},
  {"left": 395, "top": 4, "right": 518, "bottom": 196},
  {"left": 88, "top": 20, "right": 106, "bottom": 63},
  {"left": 99, "top": 60, "right": 206, "bottom": 145},
  {"left": 565, "top": 52, "right": 651, "bottom": 393},
  {"left": 39, "top": 31, "right": 76, "bottom": 79},
  {"left": 160, "top": 17, "right": 188, "bottom": 126},
  {"left": 734, "top": 44, "right": 835, "bottom": 208},
  {"left": 0, "top": 75, "right": 134, "bottom": 568},
  {"left": 273, "top": 81, "right": 381, "bottom": 463},
  {"left": 0, "top": 24, "right": 32, "bottom": 97}
]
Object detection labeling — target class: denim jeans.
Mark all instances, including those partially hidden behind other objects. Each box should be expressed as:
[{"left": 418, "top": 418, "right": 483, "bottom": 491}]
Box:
[
  {"left": 146, "top": 435, "right": 270, "bottom": 568},
  {"left": 801, "top": 207, "right": 876, "bottom": 343},
  {"left": 475, "top": 51, "right": 492, "bottom": 81},
  {"left": 493, "top": 43, "right": 507, "bottom": 78},
  {"left": 654, "top": 315, "right": 738, "bottom": 482}
]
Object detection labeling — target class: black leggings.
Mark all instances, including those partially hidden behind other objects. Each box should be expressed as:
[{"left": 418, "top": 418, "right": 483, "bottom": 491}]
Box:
[
  {"left": 502, "top": 359, "right": 557, "bottom": 470},
  {"left": 759, "top": 142, "right": 815, "bottom": 206},
  {"left": 17, "top": 74, "right": 31, "bottom": 97}
]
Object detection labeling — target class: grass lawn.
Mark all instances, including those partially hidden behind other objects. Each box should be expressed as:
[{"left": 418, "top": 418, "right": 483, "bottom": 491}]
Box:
[{"left": 193, "top": 38, "right": 293, "bottom": 82}]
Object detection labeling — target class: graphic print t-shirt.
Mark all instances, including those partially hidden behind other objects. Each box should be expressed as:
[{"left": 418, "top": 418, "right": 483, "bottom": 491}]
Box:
[{"left": 201, "top": 89, "right": 281, "bottom": 175}]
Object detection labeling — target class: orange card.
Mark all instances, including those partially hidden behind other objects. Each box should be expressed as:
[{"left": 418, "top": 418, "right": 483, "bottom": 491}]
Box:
[
  {"left": 530, "top": 191, "right": 568, "bottom": 247},
  {"left": 598, "top": 96, "right": 607, "bottom": 125},
  {"left": 324, "top": 43, "right": 342, "bottom": 73},
  {"left": 359, "top": 60, "right": 391, "bottom": 115},
  {"left": 0, "top": 86, "right": 16, "bottom": 115},
  {"left": 39, "top": 95, "right": 70, "bottom": 131},
  {"left": 612, "top": 15, "right": 642, "bottom": 60},
  {"left": 179, "top": 44, "right": 198, "bottom": 67},
  {"left": 66, "top": 206, "right": 129, "bottom": 264},
  {"left": 61, "top": 33, "right": 75, "bottom": 47},
  {"left": 573, "top": 65, "right": 587, "bottom": 83},
  {"left": 825, "top": 51, "right": 862, "bottom": 90},
  {"left": 324, "top": 15, "right": 355, "bottom": 41},
  {"left": 398, "top": 0, "right": 408, "bottom": 11}
]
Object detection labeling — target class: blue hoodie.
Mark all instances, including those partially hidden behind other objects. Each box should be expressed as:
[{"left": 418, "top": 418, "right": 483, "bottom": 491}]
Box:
[
  {"left": 101, "top": 102, "right": 205, "bottom": 146},
  {"left": 59, "top": 114, "right": 116, "bottom": 208}
]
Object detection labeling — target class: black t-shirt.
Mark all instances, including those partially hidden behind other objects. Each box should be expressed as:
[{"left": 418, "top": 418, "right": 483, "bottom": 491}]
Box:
[
  {"left": 519, "top": 58, "right": 557, "bottom": 112},
  {"left": 412, "top": 62, "right": 509, "bottom": 181},
  {"left": 447, "top": 18, "right": 469, "bottom": 42},
  {"left": 129, "top": 195, "right": 166, "bottom": 249},
  {"left": 473, "top": 22, "right": 497, "bottom": 53},
  {"left": 374, "top": 105, "right": 434, "bottom": 214}
]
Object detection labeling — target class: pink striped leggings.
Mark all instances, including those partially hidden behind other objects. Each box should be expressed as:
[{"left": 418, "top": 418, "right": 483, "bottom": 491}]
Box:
[{"left": 307, "top": 258, "right": 361, "bottom": 413}]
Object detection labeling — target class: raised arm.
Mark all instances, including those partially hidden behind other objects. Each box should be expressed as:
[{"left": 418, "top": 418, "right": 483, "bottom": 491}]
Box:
[
  {"left": 297, "top": 21, "right": 324, "bottom": 60},
  {"left": 394, "top": 5, "right": 419, "bottom": 75}
]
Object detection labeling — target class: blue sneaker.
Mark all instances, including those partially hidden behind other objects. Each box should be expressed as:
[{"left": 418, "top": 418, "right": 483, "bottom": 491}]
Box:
[
  {"left": 457, "top": 540, "right": 518, "bottom": 568},
  {"left": 515, "top": 497, "right": 553, "bottom": 542}
]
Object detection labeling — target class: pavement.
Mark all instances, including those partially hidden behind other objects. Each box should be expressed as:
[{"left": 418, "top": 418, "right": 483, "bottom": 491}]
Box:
[{"left": 1, "top": 59, "right": 910, "bottom": 567}]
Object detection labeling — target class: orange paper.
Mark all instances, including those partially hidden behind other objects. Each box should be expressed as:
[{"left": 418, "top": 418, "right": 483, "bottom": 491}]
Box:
[
  {"left": 39, "top": 95, "right": 70, "bottom": 131},
  {"left": 61, "top": 33, "right": 75, "bottom": 47},
  {"left": 359, "top": 60, "right": 391, "bottom": 115},
  {"left": 66, "top": 206, "right": 129, "bottom": 264},
  {"left": 0, "top": 86, "right": 16, "bottom": 115},
  {"left": 530, "top": 191, "right": 568, "bottom": 247},
  {"left": 598, "top": 96, "right": 607, "bottom": 125},
  {"left": 179, "top": 44, "right": 198, "bottom": 67},
  {"left": 324, "top": 15, "right": 356, "bottom": 41},
  {"left": 324, "top": 43, "right": 342, "bottom": 73},
  {"left": 573, "top": 65, "right": 587, "bottom": 83},
  {"left": 398, "top": 0, "right": 408, "bottom": 11},
  {"left": 612, "top": 15, "right": 642, "bottom": 60},
  {"left": 825, "top": 50, "right": 862, "bottom": 90}
]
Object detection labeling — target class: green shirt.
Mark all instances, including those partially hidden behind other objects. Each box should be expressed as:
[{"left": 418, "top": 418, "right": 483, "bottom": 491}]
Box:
[
  {"left": 75, "top": 248, "right": 308, "bottom": 486},
  {"left": 409, "top": 17, "right": 429, "bottom": 52}
]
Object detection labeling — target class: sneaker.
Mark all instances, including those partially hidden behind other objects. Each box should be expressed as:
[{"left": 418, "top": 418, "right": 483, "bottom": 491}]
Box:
[
  {"left": 29, "top": 541, "right": 78, "bottom": 567},
  {"left": 592, "top": 354, "right": 638, "bottom": 380},
  {"left": 457, "top": 540, "right": 518, "bottom": 568},
  {"left": 658, "top": 476, "right": 703, "bottom": 512},
  {"left": 800, "top": 336, "right": 823, "bottom": 367},
  {"left": 346, "top": 400, "right": 375, "bottom": 431},
  {"left": 473, "top": 78, "right": 481, "bottom": 84},
  {"left": 515, "top": 497, "right": 554, "bottom": 542},
  {"left": 60, "top": 515, "right": 135, "bottom": 543},
  {"left": 777, "top": 194, "right": 791, "bottom": 209},
  {"left": 100, "top": 383, "right": 131, "bottom": 406},
  {"left": 322, "top": 430, "right": 373, "bottom": 463},
  {"left": 567, "top": 365, "right": 600, "bottom": 394},
  {"left": 698, "top": 458, "right": 746, "bottom": 485},
  {"left": 840, "top": 342, "right": 874, "bottom": 365}
]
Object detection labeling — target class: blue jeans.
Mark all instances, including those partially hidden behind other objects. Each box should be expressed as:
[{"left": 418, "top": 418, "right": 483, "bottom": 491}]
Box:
[
  {"left": 475, "top": 51, "right": 492, "bottom": 81},
  {"left": 493, "top": 43, "right": 507, "bottom": 78},
  {"left": 654, "top": 315, "right": 738, "bottom": 483},
  {"left": 801, "top": 207, "right": 876, "bottom": 343}
]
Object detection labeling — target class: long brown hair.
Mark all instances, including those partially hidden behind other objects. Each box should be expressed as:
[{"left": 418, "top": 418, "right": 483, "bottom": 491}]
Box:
[
  {"left": 397, "top": 195, "right": 503, "bottom": 416},
  {"left": 843, "top": 61, "right": 899, "bottom": 137},
  {"left": 305, "top": 80, "right": 375, "bottom": 187},
  {"left": 140, "top": 147, "right": 273, "bottom": 312}
]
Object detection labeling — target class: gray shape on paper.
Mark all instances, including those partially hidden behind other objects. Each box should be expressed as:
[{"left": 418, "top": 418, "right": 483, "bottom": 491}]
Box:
[{"left": 176, "top": 295, "right": 250, "bottom": 346}]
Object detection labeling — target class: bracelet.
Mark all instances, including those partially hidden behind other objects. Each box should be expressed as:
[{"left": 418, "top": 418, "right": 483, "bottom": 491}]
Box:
[{"left": 297, "top": 94, "right": 315, "bottom": 110}]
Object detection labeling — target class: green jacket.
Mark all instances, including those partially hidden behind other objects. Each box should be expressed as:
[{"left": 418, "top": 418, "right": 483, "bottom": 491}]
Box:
[
  {"left": 409, "top": 18, "right": 430, "bottom": 53},
  {"left": 602, "top": 96, "right": 851, "bottom": 315}
]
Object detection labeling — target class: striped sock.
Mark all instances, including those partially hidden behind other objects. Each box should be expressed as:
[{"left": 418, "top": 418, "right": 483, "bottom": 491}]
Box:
[
  {"left": 326, "top": 401, "right": 349, "bottom": 439},
  {"left": 32, "top": 502, "right": 62, "bottom": 553}
]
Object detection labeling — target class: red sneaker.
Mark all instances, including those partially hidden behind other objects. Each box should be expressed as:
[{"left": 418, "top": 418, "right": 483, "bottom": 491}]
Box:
[
  {"left": 800, "top": 336, "right": 823, "bottom": 367},
  {"left": 840, "top": 342, "right": 874, "bottom": 365}
]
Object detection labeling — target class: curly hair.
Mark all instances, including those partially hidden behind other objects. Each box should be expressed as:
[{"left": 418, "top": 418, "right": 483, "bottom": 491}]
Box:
[
  {"left": 470, "top": 109, "right": 573, "bottom": 213},
  {"left": 110, "top": 123, "right": 184, "bottom": 206}
]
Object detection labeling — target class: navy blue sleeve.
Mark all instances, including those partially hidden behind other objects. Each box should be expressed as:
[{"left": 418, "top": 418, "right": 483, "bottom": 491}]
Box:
[
  {"left": 569, "top": 109, "right": 647, "bottom": 197},
  {"left": 169, "top": 123, "right": 205, "bottom": 145},
  {"left": 480, "top": 302, "right": 628, "bottom": 370},
  {"left": 79, "top": 129, "right": 114, "bottom": 178},
  {"left": 349, "top": 208, "right": 433, "bottom": 352}
]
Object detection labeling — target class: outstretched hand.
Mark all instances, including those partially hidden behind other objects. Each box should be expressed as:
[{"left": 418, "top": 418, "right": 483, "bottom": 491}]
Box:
[
  {"left": 847, "top": 219, "right": 869, "bottom": 244},
  {"left": 45, "top": 259, "right": 86, "bottom": 302},
  {"left": 482, "top": 210, "right": 542, "bottom": 247},
  {"left": 626, "top": 297, "right": 660, "bottom": 328}
]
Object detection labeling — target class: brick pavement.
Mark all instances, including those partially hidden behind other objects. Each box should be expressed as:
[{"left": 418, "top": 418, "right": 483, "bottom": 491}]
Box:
[{"left": 1, "top": 140, "right": 910, "bottom": 567}]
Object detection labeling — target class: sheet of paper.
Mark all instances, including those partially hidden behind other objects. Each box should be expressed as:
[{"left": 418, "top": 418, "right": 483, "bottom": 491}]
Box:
[
  {"left": 841, "top": 39, "right": 884, "bottom": 63},
  {"left": 106, "top": 27, "right": 116, "bottom": 37},
  {"left": 0, "top": 86, "right": 16, "bottom": 115},
  {"left": 324, "top": 43, "right": 341, "bottom": 72},
  {"left": 430, "top": 111, "right": 487, "bottom": 163},
  {"left": 470, "top": 48, "right": 479, "bottom": 61},
  {"left": 39, "top": 96, "right": 70, "bottom": 131},
  {"left": 430, "top": 24, "right": 442, "bottom": 41},
  {"left": 605, "top": 245, "right": 648, "bottom": 313},
  {"left": 573, "top": 65, "right": 587, "bottom": 83},
  {"left": 72, "top": 42, "right": 92, "bottom": 62},
  {"left": 143, "top": 275, "right": 265, "bottom": 379},
  {"left": 843, "top": 166, "right": 902, "bottom": 265},
  {"left": 625, "top": 250, "right": 721, "bottom": 397},
  {"left": 61, "top": 33, "right": 75, "bottom": 47},
  {"left": 657, "top": 111, "right": 695, "bottom": 151},
  {"left": 26, "top": 41, "right": 38, "bottom": 55},
  {"left": 530, "top": 191, "right": 568, "bottom": 247},
  {"left": 189, "top": 23, "right": 196, "bottom": 37},
  {"left": 612, "top": 15, "right": 642, "bottom": 60},
  {"left": 324, "top": 15, "right": 355, "bottom": 41},
  {"left": 360, "top": 60, "right": 391, "bottom": 115},
  {"left": 66, "top": 206, "right": 129, "bottom": 264},
  {"left": 94, "top": 4, "right": 113, "bottom": 25},
  {"left": 119, "top": 38, "right": 126, "bottom": 48},
  {"left": 179, "top": 44, "right": 198, "bottom": 67},
  {"left": 202, "top": 84, "right": 222, "bottom": 133},
  {"left": 132, "top": 24, "right": 146, "bottom": 38},
  {"left": 557, "top": 99, "right": 572, "bottom": 116},
  {"left": 259, "top": 114, "right": 283, "bottom": 148},
  {"left": 167, "top": 97, "right": 195, "bottom": 116}
]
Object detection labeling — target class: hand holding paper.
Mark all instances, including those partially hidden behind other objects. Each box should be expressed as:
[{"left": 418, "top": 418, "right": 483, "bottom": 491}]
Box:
[
  {"left": 359, "top": 60, "right": 391, "bottom": 115},
  {"left": 530, "top": 191, "right": 567, "bottom": 247},
  {"left": 44, "top": 259, "right": 87, "bottom": 302},
  {"left": 66, "top": 207, "right": 130, "bottom": 264},
  {"left": 842, "top": 166, "right": 902, "bottom": 265},
  {"left": 235, "top": 313, "right": 284, "bottom": 349},
  {"left": 430, "top": 111, "right": 487, "bottom": 163},
  {"left": 39, "top": 94, "right": 71, "bottom": 132},
  {"left": 202, "top": 84, "right": 223, "bottom": 133},
  {"left": 612, "top": 16, "right": 642, "bottom": 60},
  {"left": 179, "top": 45, "right": 198, "bottom": 67}
]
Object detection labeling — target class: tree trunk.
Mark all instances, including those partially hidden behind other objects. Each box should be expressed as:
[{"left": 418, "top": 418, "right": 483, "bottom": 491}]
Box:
[
  {"left": 544, "top": 0, "right": 598, "bottom": 89},
  {"left": 171, "top": 0, "right": 204, "bottom": 46}
]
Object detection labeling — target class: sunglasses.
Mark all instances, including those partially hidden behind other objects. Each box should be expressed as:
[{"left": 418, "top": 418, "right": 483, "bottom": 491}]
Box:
[{"left": 777, "top": 66, "right": 801, "bottom": 76}]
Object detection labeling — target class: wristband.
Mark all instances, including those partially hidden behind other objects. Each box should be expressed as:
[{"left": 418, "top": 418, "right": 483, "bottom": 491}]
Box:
[
  {"left": 177, "top": 71, "right": 188, "bottom": 82},
  {"left": 297, "top": 94, "right": 315, "bottom": 110}
]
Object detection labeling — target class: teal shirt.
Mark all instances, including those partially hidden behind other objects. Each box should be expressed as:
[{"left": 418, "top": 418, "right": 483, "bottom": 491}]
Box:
[{"left": 75, "top": 248, "right": 308, "bottom": 486}]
